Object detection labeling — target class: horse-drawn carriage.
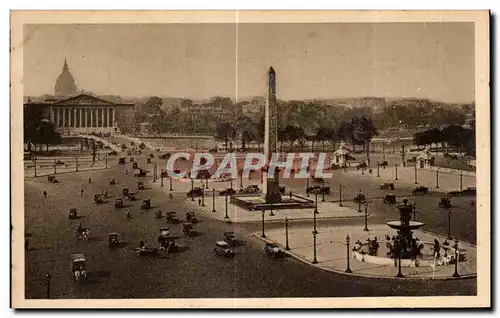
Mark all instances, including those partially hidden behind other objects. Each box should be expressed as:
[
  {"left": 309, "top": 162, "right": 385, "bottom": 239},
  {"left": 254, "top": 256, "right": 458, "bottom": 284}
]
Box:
[
  {"left": 68, "top": 208, "right": 78, "bottom": 219},
  {"left": 141, "top": 199, "right": 151, "bottom": 209},
  {"left": 353, "top": 192, "right": 366, "bottom": 204},
  {"left": 94, "top": 194, "right": 104, "bottom": 204},
  {"left": 383, "top": 193, "right": 397, "bottom": 204},
  {"left": 439, "top": 197, "right": 452, "bottom": 209},
  {"left": 114, "top": 197, "right": 124, "bottom": 208},
  {"left": 186, "top": 212, "right": 199, "bottom": 224},
  {"left": 166, "top": 212, "right": 181, "bottom": 224},
  {"left": 379, "top": 182, "right": 395, "bottom": 190},
  {"left": 70, "top": 254, "right": 88, "bottom": 283}
]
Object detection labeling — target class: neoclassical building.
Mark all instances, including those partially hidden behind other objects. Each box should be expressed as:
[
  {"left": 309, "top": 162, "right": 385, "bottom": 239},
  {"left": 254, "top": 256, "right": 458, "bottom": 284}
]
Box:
[{"left": 24, "top": 59, "right": 135, "bottom": 134}]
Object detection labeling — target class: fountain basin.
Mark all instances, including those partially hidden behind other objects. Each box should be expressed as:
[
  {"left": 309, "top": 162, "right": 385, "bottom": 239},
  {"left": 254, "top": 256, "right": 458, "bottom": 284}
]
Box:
[{"left": 385, "top": 220, "right": 425, "bottom": 231}]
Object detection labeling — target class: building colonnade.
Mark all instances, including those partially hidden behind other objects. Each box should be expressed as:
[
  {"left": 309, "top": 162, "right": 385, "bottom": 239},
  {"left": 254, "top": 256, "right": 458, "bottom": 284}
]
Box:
[{"left": 50, "top": 106, "right": 116, "bottom": 129}]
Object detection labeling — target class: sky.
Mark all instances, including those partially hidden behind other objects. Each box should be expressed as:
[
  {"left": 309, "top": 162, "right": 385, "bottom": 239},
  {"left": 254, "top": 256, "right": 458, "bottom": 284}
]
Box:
[{"left": 23, "top": 23, "right": 475, "bottom": 103}]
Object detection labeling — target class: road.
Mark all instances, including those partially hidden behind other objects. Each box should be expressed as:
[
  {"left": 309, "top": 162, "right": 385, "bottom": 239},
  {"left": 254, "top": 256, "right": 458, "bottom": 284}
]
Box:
[{"left": 24, "top": 154, "right": 476, "bottom": 299}]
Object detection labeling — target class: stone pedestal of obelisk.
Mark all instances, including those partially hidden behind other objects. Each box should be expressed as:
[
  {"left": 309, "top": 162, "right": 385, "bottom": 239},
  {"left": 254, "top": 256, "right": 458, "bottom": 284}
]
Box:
[{"left": 262, "top": 66, "right": 282, "bottom": 203}]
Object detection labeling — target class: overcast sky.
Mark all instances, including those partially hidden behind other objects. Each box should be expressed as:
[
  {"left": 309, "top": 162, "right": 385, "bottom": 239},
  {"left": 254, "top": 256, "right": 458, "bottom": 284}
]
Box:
[{"left": 23, "top": 23, "right": 474, "bottom": 103}]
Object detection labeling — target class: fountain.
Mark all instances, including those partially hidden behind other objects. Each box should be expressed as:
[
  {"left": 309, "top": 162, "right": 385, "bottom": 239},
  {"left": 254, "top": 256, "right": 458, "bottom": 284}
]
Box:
[{"left": 385, "top": 199, "right": 425, "bottom": 258}]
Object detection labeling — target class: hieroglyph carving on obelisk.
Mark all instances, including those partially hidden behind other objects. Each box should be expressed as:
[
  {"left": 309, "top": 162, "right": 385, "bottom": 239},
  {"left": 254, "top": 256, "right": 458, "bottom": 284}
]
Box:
[{"left": 263, "top": 66, "right": 282, "bottom": 203}]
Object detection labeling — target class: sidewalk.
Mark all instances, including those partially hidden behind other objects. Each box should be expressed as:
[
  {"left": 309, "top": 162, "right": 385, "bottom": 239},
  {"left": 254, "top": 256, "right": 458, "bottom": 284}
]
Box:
[
  {"left": 255, "top": 224, "right": 476, "bottom": 280},
  {"left": 349, "top": 165, "right": 475, "bottom": 193}
]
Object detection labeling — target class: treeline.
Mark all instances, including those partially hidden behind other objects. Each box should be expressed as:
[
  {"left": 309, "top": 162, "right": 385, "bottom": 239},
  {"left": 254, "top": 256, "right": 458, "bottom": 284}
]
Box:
[
  {"left": 413, "top": 125, "right": 475, "bottom": 156},
  {"left": 24, "top": 105, "right": 61, "bottom": 152}
]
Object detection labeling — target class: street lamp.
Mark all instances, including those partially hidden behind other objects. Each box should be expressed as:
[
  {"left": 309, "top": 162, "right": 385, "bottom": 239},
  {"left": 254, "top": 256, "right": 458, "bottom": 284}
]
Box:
[
  {"left": 412, "top": 202, "right": 417, "bottom": 220},
  {"left": 453, "top": 239, "right": 460, "bottom": 278},
  {"left": 363, "top": 202, "right": 369, "bottom": 231},
  {"left": 261, "top": 209, "right": 266, "bottom": 238},
  {"left": 396, "top": 236, "right": 404, "bottom": 278},
  {"left": 447, "top": 210, "right": 452, "bottom": 240},
  {"left": 230, "top": 178, "right": 233, "bottom": 190},
  {"left": 269, "top": 202, "right": 275, "bottom": 216},
  {"left": 201, "top": 187, "right": 205, "bottom": 207},
  {"left": 377, "top": 161, "right": 380, "bottom": 177},
  {"left": 436, "top": 170, "right": 439, "bottom": 188},
  {"left": 345, "top": 235, "right": 352, "bottom": 273},
  {"left": 212, "top": 188, "right": 216, "bottom": 212},
  {"left": 395, "top": 164, "right": 398, "bottom": 181},
  {"left": 205, "top": 176, "right": 209, "bottom": 189},
  {"left": 191, "top": 178, "right": 194, "bottom": 201},
  {"left": 312, "top": 229, "right": 318, "bottom": 264},
  {"left": 459, "top": 173, "right": 463, "bottom": 191},
  {"left": 284, "top": 217, "right": 290, "bottom": 250},
  {"left": 105, "top": 153, "right": 108, "bottom": 169},
  {"left": 224, "top": 194, "right": 229, "bottom": 219},
  {"left": 306, "top": 177, "right": 310, "bottom": 197},
  {"left": 169, "top": 176, "right": 173, "bottom": 191},
  {"left": 314, "top": 190, "right": 319, "bottom": 215},
  {"left": 357, "top": 188, "right": 362, "bottom": 213},
  {"left": 75, "top": 156, "right": 79, "bottom": 172},
  {"left": 338, "top": 184, "right": 343, "bottom": 207},
  {"left": 153, "top": 164, "right": 157, "bottom": 182},
  {"left": 160, "top": 172, "right": 164, "bottom": 187},
  {"left": 46, "top": 273, "right": 52, "bottom": 299}
]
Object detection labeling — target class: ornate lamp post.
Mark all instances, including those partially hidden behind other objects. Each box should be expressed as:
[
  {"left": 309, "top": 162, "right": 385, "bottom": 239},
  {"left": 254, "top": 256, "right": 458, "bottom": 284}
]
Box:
[
  {"left": 169, "top": 176, "right": 173, "bottom": 191},
  {"left": 414, "top": 164, "right": 418, "bottom": 184},
  {"left": 338, "top": 184, "right": 343, "bottom": 207},
  {"left": 395, "top": 164, "right": 398, "bottom": 181},
  {"left": 314, "top": 190, "right": 319, "bottom": 215},
  {"left": 224, "top": 194, "right": 229, "bottom": 219},
  {"left": 75, "top": 156, "right": 79, "bottom": 172},
  {"left": 306, "top": 177, "right": 310, "bottom": 197},
  {"left": 201, "top": 187, "right": 205, "bottom": 207},
  {"left": 321, "top": 180, "right": 326, "bottom": 202},
  {"left": 361, "top": 166, "right": 365, "bottom": 175},
  {"left": 46, "top": 273, "right": 52, "bottom": 299},
  {"left": 284, "top": 217, "right": 290, "bottom": 250},
  {"left": 312, "top": 229, "right": 318, "bottom": 264},
  {"left": 377, "top": 161, "right": 380, "bottom": 177},
  {"left": 261, "top": 209, "right": 266, "bottom": 238},
  {"left": 33, "top": 155, "right": 37, "bottom": 177},
  {"left": 345, "top": 235, "right": 352, "bottom": 273},
  {"left": 269, "top": 202, "right": 275, "bottom": 216},
  {"left": 435, "top": 170, "right": 440, "bottom": 188},
  {"left": 396, "top": 236, "right": 404, "bottom": 278},
  {"left": 230, "top": 178, "right": 233, "bottom": 190},
  {"left": 153, "top": 164, "right": 157, "bottom": 182},
  {"left": 190, "top": 178, "right": 194, "bottom": 201},
  {"left": 160, "top": 172, "right": 164, "bottom": 187},
  {"left": 459, "top": 173, "right": 463, "bottom": 191},
  {"left": 212, "top": 188, "right": 216, "bottom": 212},
  {"left": 412, "top": 202, "right": 417, "bottom": 220},
  {"left": 357, "top": 188, "right": 362, "bottom": 213},
  {"left": 205, "top": 176, "right": 209, "bottom": 189},
  {"left": 53, "top": 159, "right": 56, "bottom": 175},
  {"left": 363, "top": 202, "right": 369, "bottom": 231},
  {"left": 447, "top": 210, "right": 452, "bottom": 240},
  {"left": 453, "top": 239, "right": 460, "bottom": 278}
]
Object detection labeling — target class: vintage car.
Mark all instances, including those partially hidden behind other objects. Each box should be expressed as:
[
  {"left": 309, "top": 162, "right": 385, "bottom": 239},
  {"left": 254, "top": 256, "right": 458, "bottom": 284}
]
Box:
[
  {"left": 68, "top": 208, "right": 78, "bottom": 219},
  {"left": 109, "top": 178, "right": 116, "bottom": 185},
  {"left": 47, "top": 175, "right": 57, "bottom": 183},
  {"left": 439, "top": 197, "right": 452, "bottom": 208},
  {"left": 134, "top": 169, "right": 148, "bottom": 178},
  {"left": 118, "top": 157, "right": 126, "bottom": 165},
  {"left": 141, "top": 199, "right": 151, "bottom": 209},
  {"left": 330, "top": 163, "right": 347, "bottom": 170},
  {"left": 166, "top": 212, "right": 181, "bottom": 224},
  {"left": 132, "top": 162, "right": 138, "bottom": 169},
  {"left": 114, "top": 197, "right": 124, "bottom": 208},
  {"left": 379, "top": 160, "right": 389, "bottom": 168},
  {"left": 70, "top": 253, "right": 88, "bottom": 283},
  {"left": 461, "top": 187, "right": 476, "bottom": 196},
  {"left": 108, "top": 233, "right": 120, "bottom": 247},
  {"left": 239, "top": 185, "right": 260, "bottom": 194},
  {"left": 223, "top": 231, "right": 239, "bottom": 247},
  {"left": 447, "top": 190, "right": 462, "bottom": 197},
  {"left": 108, "top": 151, "right": 118, "bottom": 156},
  {"left": 264, "top": 243, "right": 285, "bottom": 258},
  {"left": 214, "top": 241, "right": 234, "bottom": 258},
  {"left": 305, "top": 186, "right": 331, "bottom": 195},
  {"left": 219, "top": 188, "right": 237, "bottom": 196},
  {"left": 128, "top": 193, "right": 136, "bottom": 201},
  {"left": 146, "top": 158, "right": 152, "bottom": 164},
  {"left": 135, "top": 246, "right": 158, "bottom": 256},
  {"left": 186, "top": 212, "right": 199, "bottom": 224},
  {"left": 356, "top": 162, "right": 368, "bottom": 170},
  {"left": 383, "top": 193, "right": 397, "bottom": 204},
  {"left": 159, "top": 153, "right": 171, "bottom": 160},
  {"left": 94, "top": 194, "right": 104, "bottom": 204},
  {"left": 413, "top": 186, "right": 429, "bottom": 195},
  {"left": 182, "top": 222, "right": 195, "bottom": 236},
  {"left": 154, "top": 209, "right": 163, "bottom": 219},
  {"left": 379, "top": 182, "right": 395, "bottom": 190},
  {"left": 122, "top": 188, "right": 130, "bottom": 196},
  {"left": 353, "top": 192, "right": 366, "bottom": 204},
  {"left": 137, "top": 181, "right": 145, "bottom": 190},
  {"left": 187, "top": 187, "right": 204, "bottom": 197}
]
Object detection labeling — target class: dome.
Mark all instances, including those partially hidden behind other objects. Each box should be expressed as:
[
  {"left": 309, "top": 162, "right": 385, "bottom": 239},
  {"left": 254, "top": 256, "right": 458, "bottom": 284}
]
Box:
[{"left": 54, "top": 59, "right": 77, "bottom": 96}]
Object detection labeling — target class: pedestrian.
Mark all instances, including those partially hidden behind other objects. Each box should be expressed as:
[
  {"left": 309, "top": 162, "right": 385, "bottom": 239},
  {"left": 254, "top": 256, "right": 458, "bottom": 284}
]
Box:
[
  {"left": 81, "top": 189, "right": 84, "bottom": 196},
  {"left": 88, "top": 178, "right": 92, "bottom": 184},
  {"left": 43, "top": 190, "right": 47, "bottom": 198},
  {"left": 198, "top": 199, "right": 201, "bottom": 206}
]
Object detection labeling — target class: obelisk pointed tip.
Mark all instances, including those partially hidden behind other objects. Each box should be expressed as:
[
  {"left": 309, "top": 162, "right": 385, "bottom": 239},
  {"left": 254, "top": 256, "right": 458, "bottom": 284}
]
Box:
[{"left": 268, "top": 66, "right": 275, "bottom": 75}]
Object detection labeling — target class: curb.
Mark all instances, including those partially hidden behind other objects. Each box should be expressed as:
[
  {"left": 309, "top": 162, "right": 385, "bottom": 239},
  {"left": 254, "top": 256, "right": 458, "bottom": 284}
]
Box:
[
  {"left": 252, "top": 233, "right": 477, "bottom": 281},
  {"left": 25, "top": 167, "right": 110, "bottom": 179}
]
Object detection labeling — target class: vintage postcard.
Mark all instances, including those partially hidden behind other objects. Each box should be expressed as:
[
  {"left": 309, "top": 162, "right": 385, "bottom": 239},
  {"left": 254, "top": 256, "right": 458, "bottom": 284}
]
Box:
[{"left": 11, "top": 10, "right": 490, "bottom": 308}]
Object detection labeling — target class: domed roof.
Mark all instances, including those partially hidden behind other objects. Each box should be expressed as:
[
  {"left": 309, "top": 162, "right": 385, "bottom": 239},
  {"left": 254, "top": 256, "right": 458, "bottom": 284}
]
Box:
[{"left": 54, "top": 59, "right": 77, "bottom": 96}]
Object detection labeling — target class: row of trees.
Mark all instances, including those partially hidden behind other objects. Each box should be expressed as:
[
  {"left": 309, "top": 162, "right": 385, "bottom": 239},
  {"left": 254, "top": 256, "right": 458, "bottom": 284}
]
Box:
[
  {"left": 24, "top": 105, "right": 61, "bottom": 152},
  {"left": 413, "top": 125, "right": 475, "bottom": 156}
]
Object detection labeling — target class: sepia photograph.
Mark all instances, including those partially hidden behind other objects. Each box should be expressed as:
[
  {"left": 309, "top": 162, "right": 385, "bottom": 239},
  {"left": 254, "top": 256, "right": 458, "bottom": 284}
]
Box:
[{"left": 10, "top": 11, "right": 490, "bottom": 308}]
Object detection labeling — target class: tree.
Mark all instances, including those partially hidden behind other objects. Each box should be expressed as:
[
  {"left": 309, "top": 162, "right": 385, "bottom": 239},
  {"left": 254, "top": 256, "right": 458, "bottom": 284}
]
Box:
[
  {"left": 215, "top": 122, "right": 236, "bottom": 151},
  {"left": 348, "top": 117, "right": 378, "bottom": 159}
]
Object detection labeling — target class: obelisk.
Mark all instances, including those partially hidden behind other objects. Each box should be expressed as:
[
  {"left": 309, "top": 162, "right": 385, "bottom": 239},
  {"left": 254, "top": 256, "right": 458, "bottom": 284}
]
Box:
[{"left": 263, "top": 66, "right": 282, "bottom": 203}]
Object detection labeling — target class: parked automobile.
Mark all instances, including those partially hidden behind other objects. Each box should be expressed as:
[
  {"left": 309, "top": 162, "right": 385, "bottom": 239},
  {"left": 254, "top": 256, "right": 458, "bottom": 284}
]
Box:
[
  {"left": 264, "top": 243, "right": 285, "bottom": 258},
  {"left": 305, "top": 186, "right": 330, "bottom": 195},
  {"left": 187, "top": 187, "right": 204, "bottom": 197},
  {"left": 219, "top": 188, "right": 237, "bottom": 196},
  {"left": 108, "top": 151, "right": 118, "bottom": 156},
  {"left": 114, "top": 197, "right": 124, "bottom": 208},
  {"left": 239, "top": 185, "right": 260, "bottom": 194},
  {"left": 461, "top": 187, "right": 476, "bottom": 196},
  {"left": 383, "top": 193, "right": 397, "bottom": 204},
  {"left": 439, "top": 197, "right": 452, "bottom": 208},
  {"left": 214, "top": 241, "right": 234, "bottom": 258},
  {"left": 412, "top": 186, "right": 429, "bottom": 195},
  {"left": 353, "top": 192, "right": 366, "bottom": 203},
  {"left": 223, "top": 232, "right": 239, "bottom": 246},
  {"left": 379, "top": 183, "right": 395, "bottom": 190}
]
